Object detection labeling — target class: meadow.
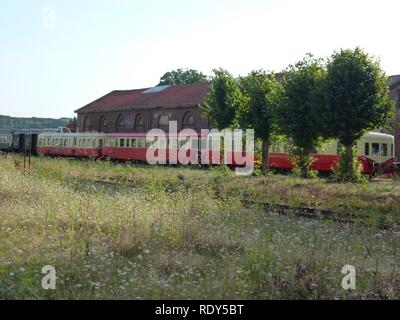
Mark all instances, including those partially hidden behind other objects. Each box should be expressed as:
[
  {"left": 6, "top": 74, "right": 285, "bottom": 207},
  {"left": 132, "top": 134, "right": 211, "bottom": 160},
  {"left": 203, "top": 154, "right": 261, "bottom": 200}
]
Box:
[{"left": 0, "top": 154, "right": 399, "bottom": 299}]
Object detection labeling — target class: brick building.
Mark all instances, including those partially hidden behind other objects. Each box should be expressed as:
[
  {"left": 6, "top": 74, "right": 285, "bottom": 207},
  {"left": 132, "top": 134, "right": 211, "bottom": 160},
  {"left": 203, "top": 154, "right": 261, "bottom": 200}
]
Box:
[{"left": 75, "top": 84, "right": 210, "bottom": 134}]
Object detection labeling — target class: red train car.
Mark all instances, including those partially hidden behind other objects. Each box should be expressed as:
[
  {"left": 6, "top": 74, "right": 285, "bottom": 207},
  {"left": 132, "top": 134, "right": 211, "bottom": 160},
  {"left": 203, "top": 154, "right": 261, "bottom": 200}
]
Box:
[{"left": 37, "top": 133, "right": 104, "bottom": 158}]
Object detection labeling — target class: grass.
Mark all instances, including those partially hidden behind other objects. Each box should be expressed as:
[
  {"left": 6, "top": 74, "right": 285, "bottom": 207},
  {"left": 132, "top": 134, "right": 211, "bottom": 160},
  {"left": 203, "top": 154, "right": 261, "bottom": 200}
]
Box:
[{"left": 0, "top": 154, "right": 400, "bottom": 299}]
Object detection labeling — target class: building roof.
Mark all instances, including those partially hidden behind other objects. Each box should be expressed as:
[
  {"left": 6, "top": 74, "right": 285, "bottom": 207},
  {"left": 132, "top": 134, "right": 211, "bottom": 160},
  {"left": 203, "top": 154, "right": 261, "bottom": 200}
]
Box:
[{"left": 75, "top": 83, "right": 210, "bottom": 113}]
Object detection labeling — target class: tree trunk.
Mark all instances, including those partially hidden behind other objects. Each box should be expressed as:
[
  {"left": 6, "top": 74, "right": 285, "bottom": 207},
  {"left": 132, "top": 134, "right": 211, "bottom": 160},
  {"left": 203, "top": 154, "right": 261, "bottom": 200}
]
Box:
[
  {"left": 301, "top": 147, "right": 314, "bottom": 178},
  {"left": 344, "top": 144, "right": 354, "bottom": 181},
  {"left": 261, "top": 139, "right": 270, "bottom": 173}
]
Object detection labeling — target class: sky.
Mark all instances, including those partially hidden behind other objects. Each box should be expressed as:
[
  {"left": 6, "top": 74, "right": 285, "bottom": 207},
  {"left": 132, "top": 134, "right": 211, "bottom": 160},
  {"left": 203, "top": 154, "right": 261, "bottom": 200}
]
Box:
[{"left": 0, "top": 0, "right": 399, "bottom": 118}]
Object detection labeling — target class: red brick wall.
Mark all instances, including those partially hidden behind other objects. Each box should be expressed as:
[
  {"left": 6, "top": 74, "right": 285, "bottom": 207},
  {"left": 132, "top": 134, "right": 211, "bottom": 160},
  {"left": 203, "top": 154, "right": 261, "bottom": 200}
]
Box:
[{"left": 77, "top": 106, "right": 209, "bottom": 134}]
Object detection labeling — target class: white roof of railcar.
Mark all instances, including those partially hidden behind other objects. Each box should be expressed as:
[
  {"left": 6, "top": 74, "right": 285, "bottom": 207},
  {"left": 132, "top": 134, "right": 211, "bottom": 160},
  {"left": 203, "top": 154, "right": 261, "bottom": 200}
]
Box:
[
  {"left": 39, "top": 132, "right": 105, "bottom": 138},
  {"left": 364, "top": 132, "right": 394, "bottom": 140}
]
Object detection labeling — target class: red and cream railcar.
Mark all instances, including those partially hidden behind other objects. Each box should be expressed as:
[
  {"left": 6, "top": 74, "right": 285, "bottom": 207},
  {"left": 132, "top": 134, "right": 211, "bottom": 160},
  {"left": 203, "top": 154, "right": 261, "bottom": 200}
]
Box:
[
  {"left": 36, "top": 131, "right": 397, "bottom": 175},
  {"left": 101, "top": 132, "right": 221, "bottom": 164},
  {"left": 37, "top": 133, "right": 104, "bottom": 158},
  {"left": 267, "top": 132, "right": 396, "bottom": 174}
]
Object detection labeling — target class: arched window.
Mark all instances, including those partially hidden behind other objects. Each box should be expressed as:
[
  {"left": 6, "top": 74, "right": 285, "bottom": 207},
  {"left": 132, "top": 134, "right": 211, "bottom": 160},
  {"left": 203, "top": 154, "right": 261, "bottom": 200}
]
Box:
[
  {"left": 135, "top": 114, "right": 144, "bottom": 131},
  {"left": 159, "top": 114, "right": 170, "bottom": 127},
  {"left": 182, "top": 112, "right": 195, "bottom": 129},
  {"left": 99, "top": 115, "right": 107, "bottom": 130},
  {"left": 83, "top": 116, "right": 92, "bottom": 132},
  {"left": 116, "top": 115, "right": 125, "bottom": 132}
]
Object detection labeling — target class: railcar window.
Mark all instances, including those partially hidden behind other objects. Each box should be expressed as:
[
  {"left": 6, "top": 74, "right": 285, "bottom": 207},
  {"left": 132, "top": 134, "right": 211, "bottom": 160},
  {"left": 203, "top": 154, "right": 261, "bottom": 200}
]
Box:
[
  {"left": 381, "top": 143, "right": 388, "bottom": 157},
  {"left": 120, "top": 139, "right": 125, "bottom": 147},
  {"left": 365, "top": 143, "right": 370, "bottom": 156},
  {"left": 372, "top": 143, "right": 380, "bottom": 156},
  {"left": 126, "top": 139, "right": 130, "bottom": 147},
  {"left": 138, "top": 138, "right": 144, "bottom": 148},
  {"left": 131, "top": 138, "right": 137, "bottom": 148}
]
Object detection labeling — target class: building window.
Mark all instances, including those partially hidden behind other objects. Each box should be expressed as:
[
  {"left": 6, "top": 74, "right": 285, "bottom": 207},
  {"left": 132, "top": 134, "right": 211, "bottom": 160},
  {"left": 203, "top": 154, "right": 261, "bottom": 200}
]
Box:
[
  {"left": 83, "top": 116, "right": 92, "bottom": 132},
  {"left": 116, "top": 115, "right": 125, "bottom": 132},
  {"left": 100, "top": 116, "right": 107, "bottom": 128},
  {"left": 159, "top": 114, "right": 170, "bottom": 127},
  {"left": 182, "top": 112, "right": 195, "bottom": 128},
  {"left": 135, "top": 115, "right": 144, "bottom": 129}
]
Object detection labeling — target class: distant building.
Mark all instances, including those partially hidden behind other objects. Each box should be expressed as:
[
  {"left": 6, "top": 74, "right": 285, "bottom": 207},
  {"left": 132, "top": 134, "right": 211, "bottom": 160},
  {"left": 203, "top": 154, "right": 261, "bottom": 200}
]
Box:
[{"left": 74, "top": 84, "right": 210, "bottom": 133}]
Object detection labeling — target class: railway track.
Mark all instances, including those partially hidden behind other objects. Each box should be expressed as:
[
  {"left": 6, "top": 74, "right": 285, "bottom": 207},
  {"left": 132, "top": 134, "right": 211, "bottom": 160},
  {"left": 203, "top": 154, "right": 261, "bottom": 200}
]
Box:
[
  {"left": 244, "top": 200, "right": 400, "bottom": 232},
  {"left": 73, "top": 176, "right": 400, "bottom": 231}
]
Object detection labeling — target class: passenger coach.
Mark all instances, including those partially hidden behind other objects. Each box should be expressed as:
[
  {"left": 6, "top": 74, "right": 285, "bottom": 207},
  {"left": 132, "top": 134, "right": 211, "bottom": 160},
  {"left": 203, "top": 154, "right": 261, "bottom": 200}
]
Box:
[{"left": 35, "top": 131, "right": 397, "bottom": 175}]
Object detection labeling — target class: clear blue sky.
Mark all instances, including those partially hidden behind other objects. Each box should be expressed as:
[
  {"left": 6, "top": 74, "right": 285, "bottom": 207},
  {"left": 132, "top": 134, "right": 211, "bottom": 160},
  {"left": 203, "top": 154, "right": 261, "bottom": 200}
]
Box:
[{"left": 1, "top": 0, "right": 399, "bottom": 118}]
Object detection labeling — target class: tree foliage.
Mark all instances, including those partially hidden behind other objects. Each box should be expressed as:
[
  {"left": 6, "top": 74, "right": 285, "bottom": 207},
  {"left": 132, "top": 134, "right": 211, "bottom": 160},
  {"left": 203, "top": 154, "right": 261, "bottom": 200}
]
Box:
[
  {"left": 201, "top": 69, "right": 243, "bottom": 130},
  {"left": 279, "top": 54, "right": 329, "bottom": 177},
  {"left": 326, "top": 48, "right": 395, "bottom": 181},
  {"left": 158, "top": 68, "right": 208, "bottom": 86},
  {"left": 238, "top": 70, "right": 283, "bottom": 171}
]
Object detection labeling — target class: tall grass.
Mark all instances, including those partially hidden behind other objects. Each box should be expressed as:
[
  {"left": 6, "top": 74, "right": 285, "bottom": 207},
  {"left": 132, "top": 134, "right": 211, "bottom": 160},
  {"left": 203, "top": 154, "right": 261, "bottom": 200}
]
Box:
[{"left": 0, "top": 155, "right": 399, "bottom": 299}]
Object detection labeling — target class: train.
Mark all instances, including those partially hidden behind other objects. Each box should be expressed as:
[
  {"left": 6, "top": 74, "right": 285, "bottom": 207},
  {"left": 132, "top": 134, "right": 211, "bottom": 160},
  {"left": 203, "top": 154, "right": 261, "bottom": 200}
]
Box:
[
  {"left": 0, "top": 128, "right": 68, "bottom": 154},
  {"left": 0, "top": 129, "right": 398, "bottom": 175}
]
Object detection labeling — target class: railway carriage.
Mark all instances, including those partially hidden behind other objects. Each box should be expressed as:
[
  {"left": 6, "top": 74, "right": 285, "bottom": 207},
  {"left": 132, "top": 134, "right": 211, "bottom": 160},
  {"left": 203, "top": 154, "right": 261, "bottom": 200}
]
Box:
[
  {"left": 34, "top": 130, "right": 397, "bottom": 175},
  {"left": 37, "top": 133, "right": 104, "bottom": 158},
  {"left": 268, "top": 132, "right": 396, "bottom": 174},
  {"left": 0, "top": 130, "right": 13, "bottom": 151},
  {"left": 102, "top": 132, "right": 217, "bottom": 164}
]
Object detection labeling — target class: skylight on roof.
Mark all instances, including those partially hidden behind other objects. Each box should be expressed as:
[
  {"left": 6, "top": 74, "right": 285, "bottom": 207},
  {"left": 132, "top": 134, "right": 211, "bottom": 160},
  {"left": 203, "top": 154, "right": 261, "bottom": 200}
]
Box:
[{"left": 143, "top": 85, "right": 170, "bottom": 94}]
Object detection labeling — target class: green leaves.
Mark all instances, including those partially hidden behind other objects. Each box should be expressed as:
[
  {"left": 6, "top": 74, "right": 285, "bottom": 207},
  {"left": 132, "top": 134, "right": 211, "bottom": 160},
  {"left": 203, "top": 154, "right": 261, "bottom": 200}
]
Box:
[
  {"left": 326, "top": 48, "right": 395, "bottom": 146},
  {"left": 200, "top": 48, "right": 395, "bottom": 179},
  {"left": 201, "top": 69, "right": 243, "bottom": 130},
  {"left": 158, "top": 69, "right": 209, "bottom": 86},
  {"left": 238, "top": 70, "right": 283, "bottom": 141},
  {"left": 278, "top": 55, "right": 328, "bottom": 177}
]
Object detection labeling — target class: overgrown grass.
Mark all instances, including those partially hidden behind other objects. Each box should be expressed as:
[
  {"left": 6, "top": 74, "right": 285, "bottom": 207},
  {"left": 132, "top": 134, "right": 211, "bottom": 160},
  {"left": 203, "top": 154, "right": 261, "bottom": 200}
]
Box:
[{"left": 0, "top": 155, "right": 399, "bottom": 299}]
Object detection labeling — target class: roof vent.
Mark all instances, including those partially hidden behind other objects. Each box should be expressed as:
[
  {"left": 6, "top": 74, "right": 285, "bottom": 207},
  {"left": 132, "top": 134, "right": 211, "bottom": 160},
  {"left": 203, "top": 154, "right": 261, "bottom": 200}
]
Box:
[{"left": 143, "top": 85, "right": 170, "bottom": 94}]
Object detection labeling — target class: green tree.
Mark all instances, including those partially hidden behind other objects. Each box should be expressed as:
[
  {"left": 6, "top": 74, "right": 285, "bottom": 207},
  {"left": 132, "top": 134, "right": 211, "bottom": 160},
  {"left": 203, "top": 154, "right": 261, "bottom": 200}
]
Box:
[
  {"left": 201, "top": 68, "right": 243, "bottom": 129},
  {"left": 279, "top": 54, "right": 329, "bottom": 178},
  {"left": 158, "top": 68, "right": 208, "bottom": 86},
  {"left": 238, "top": 70, "right": 283, "bottom": 172},
  {"left": 326, "top": 48, "right": 395, "bottom": 182}
]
